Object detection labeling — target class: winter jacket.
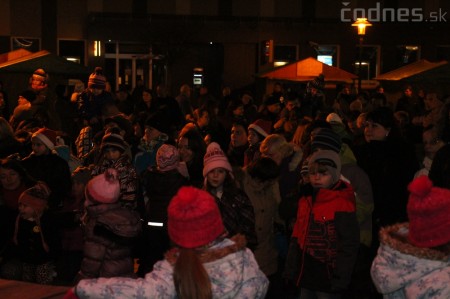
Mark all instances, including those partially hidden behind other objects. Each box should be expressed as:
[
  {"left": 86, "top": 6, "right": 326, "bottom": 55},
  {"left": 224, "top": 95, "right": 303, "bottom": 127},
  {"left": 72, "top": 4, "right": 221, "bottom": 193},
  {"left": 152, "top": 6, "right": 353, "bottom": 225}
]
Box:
[
  {"left": 371, "top": 223, "right": 450, "bottom": 298},
  {"left": 14, "top": 212, "right": 59, "bottom": 265},
  {"left": 78, "top": 202, "right": 141, "bottom": 281},
  {"left": 75, "top": 237, "right": 269, "bottom": 299},
  {"left": 140, "top": 168, "right": 188, "bottom": 226},
  {"left": 239, "top": 170, "right": 281, "bottom": 276},
  {"left": 354, "top": 139, "right": 418, "bottom": 227},
  {"left": 208, "top": 185, "right": 257, "bottom": 250},
  {"left": 288, "top": 180, "right": 360, "bottom": 292}
]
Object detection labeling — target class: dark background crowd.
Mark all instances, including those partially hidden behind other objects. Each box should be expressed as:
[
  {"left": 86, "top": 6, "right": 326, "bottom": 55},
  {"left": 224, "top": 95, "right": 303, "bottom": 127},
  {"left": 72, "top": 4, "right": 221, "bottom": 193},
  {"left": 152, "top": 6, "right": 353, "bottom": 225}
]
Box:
[{"left": 1, "top": 66, "right": 450, "bottom": 299}]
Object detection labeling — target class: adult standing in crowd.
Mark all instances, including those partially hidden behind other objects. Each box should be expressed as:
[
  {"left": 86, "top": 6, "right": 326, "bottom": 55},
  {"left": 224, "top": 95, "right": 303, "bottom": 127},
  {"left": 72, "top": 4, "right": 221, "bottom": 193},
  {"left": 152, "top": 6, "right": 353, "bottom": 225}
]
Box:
[{"left": 353, "top": 107, "right": 418, "bottom": 254}]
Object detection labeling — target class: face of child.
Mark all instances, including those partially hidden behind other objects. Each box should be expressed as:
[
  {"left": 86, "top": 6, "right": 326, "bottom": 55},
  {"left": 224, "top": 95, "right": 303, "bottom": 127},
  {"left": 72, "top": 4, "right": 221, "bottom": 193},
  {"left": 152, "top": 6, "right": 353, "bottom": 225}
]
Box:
[
  {"left": 104, "top": 147, "right": 121, "bottom": 161},
  {"left": 247, "top": 129, "right": 260, "bottom": 146},
  {"left": 309, "top": 163, "right": 334, "bottom": 189},
  {"left": 364, "top": 120, "right": 389, "bottom": 142},
  {"left": 32, "top": 139, "right": 50, "bottom": 156},
  {"left": 18, "top": 202, "right": 37, "bottom": 220},
  {"left": 197, "top": 111, "right": 210, "bottom": 129},
  {"left": 0, "top": 168, "right": 21, "bottom": 190},
  {"left": 144, "top": 126, "right": 161, "bottom": 141},
  {"left": 178, "top": 137, "right": 193, "bottom": 164},
  {"left": 231, "top": 124, "right": 248, "bottom": 148},
  {"left": 206, "top": 168, "right": 227, "bottom": 188}
]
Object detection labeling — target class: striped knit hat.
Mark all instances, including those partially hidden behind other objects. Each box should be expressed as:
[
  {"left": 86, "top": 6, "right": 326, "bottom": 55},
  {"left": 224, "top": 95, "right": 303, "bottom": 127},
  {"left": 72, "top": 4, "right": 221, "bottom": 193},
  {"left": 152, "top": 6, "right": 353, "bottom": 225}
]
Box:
[{"left": 88, "top": 67, "right": 106, "bottom": 89}]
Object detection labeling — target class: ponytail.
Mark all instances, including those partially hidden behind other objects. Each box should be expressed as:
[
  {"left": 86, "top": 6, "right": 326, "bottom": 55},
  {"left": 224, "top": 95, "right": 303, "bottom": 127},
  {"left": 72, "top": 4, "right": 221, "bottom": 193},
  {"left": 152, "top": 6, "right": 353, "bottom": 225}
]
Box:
[{"left": 173, "top": 248, "right": 212, "bottom": 299}]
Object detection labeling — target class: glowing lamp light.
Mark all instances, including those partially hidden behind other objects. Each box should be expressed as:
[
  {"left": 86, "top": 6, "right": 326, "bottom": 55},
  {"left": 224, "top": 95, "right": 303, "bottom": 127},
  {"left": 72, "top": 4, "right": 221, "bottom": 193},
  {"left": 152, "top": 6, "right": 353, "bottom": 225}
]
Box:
[
  {"left": 94, "top": 40, "right": 101, "bottom": 56},
  {"left": 352, "top": 18, "right": 372, "bottom": 35}
]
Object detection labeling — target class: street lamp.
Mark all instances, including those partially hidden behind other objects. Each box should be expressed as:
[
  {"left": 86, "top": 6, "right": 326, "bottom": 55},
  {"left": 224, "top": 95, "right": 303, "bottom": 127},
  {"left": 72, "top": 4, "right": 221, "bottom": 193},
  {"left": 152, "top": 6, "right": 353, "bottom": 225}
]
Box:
[{"left": 352, "top": 18, "right": 372, "bottom": 92}]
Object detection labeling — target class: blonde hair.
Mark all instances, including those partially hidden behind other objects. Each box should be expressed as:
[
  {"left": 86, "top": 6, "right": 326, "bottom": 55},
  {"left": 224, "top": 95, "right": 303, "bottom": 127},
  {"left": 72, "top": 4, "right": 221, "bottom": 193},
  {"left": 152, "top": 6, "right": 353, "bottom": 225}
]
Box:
[
  {"left": 173, "top": 248, "right": 212, "bottom": 299},
  {"left": 260, "top": 134, "right": 293, "bottom": 158}
]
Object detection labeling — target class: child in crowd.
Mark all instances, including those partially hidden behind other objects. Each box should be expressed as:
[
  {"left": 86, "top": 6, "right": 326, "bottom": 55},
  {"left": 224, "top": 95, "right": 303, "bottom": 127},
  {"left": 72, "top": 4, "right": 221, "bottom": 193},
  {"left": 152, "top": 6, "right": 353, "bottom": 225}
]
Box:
[
  {"left": 65, "top": 186, "right": 268, "bottom": 298},
  {"left": 285, "top": 150, "right": 360, "bottom": 299},
  {"left": 76, "top": 168, "right": 141, "bottom": 282},
  {"left": 55, "top": 166, "right": 91, "bottom": 285},
  {"left": 14, "top": 182, "right": 59, "bottom": 284},
  {"left": 371, "top": 176, "right": 450, "bottom": 298},
  {"left": 133, "top": 112, "right": 170, "bottom": 175},
  {"left": 137, "top": 144, "right": 189, "bottom": 276},
  {"left": 91, "top": 131, "right": 138, "bottom": 209},
  {"left": 244, "top": 118, "right": 271, "bottom": 166},
  {"left": 21, "top": 127, "right": 71, "bottom": 210},
  {"left": 203, "top": 142, "right": 257, "bottom": 250}
]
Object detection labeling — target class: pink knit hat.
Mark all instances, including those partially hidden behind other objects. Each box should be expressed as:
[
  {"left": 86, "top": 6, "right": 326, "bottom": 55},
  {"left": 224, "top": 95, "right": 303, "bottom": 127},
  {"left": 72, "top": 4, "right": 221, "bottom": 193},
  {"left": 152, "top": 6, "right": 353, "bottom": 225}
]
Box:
[
  {"left": 168, "top": 186, "right": 225, "bottom": 248},
  {"left": 248, "top": 119, "right": 272, "bottom": 138},
  {"left": 203, "top": 142, "right": 232, "bottom": 177},
  {"left": 157, "top": 144, "right": 180, "bottom": 172},
  {"left": 85, "top": 168, "right": 120, "bottom": 204},
  {"left": 407, "top": 176, "right": 450, "bottom": 248},
  {"left": 32, "top": 128, "right": 57, "bottom": 150}
]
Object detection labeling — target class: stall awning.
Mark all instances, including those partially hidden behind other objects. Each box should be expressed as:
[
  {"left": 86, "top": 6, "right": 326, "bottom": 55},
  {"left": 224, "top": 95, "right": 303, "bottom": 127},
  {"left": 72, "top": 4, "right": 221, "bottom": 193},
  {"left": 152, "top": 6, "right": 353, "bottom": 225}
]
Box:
[
  {"left": 257, "top": 57, "right": 358, "bottom": 83},
  {"left": 0, "top": 49, "right": 90, "bottom": 76},
  {"left": 374, "top": 59, "right": 448, "bottom": 81}
]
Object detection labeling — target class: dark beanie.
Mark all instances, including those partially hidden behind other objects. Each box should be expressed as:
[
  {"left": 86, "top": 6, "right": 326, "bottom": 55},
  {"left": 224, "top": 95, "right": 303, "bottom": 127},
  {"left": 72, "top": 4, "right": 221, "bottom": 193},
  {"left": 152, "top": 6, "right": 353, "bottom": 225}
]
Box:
[
  {"left": 366, "top": 107, "right": 395, "bottom": 129},
  {"left": 145, "top": 112, "right": 170, "bottom": 135},
  {"left": 311, "top": 128, "right": 342, "bottom": 153}
]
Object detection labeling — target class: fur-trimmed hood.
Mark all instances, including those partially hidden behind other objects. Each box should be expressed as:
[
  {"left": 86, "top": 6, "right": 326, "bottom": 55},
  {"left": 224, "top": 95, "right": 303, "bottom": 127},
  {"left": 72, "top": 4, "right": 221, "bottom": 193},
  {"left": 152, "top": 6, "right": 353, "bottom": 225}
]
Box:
[{"left": 371, "top": 223, "right": 450, "bottom": 298}]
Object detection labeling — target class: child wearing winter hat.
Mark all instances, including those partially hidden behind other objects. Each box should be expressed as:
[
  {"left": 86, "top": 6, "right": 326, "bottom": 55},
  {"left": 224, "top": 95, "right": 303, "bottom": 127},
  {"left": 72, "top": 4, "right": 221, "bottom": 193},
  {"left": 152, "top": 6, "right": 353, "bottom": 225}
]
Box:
[
  {"left": 371, "top": 176, "right": 450, "bottom": 298},
  {"left": 202, "top": 142, "right": 257, "bottom": 250},
  {"left": 136, "top": 144, "right": 189, "bottom": 276},
  {"left": 133, "top": 111, "right": 170, "bottom": 175},
  {"left": 76, "top": 168, "right": 141, "bottom": 283},
  {"left": 285, "top": 149, "right": 360, "bottom": 296},
  {"left": 90, "top": 130, "right": 138, "bottom": 209},
  {"left": 244, "top": 119, "right": 272, "bottom": 166},
  {"left": 67, "top": 186, "right": 268, "bottom": 299},
  {"left": 21, "top": 128, "right": 72, "bottom": 210},
  {"left": 13, "top": 181, "right": 60, "bottom": 284}
]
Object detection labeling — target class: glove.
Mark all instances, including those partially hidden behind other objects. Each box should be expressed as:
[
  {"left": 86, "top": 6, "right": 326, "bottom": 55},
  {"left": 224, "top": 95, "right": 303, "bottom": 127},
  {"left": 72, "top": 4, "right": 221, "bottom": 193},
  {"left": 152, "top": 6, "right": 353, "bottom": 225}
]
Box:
[{"left": 63, "top": 288, "right": 80, "bottom": 299}]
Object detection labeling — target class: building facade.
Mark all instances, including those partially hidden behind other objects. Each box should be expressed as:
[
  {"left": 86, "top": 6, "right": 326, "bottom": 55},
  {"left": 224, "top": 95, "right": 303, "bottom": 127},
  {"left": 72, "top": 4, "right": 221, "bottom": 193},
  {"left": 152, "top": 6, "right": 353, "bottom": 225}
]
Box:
[{"left": 1, "top": 0, "right": 450, "bottom": 98}]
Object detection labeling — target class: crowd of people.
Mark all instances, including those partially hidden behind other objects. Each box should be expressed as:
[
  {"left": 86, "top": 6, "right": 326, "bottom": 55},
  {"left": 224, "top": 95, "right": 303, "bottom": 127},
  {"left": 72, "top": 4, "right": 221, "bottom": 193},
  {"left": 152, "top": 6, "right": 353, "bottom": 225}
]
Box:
[{"left": 0, "top": 66, "right": 449, "bottom": 299}]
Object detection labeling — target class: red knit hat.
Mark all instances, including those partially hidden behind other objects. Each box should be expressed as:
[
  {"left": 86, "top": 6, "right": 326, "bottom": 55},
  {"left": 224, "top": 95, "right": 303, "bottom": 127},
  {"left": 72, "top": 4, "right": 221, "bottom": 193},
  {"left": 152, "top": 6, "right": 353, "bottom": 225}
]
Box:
[
  {"left": 248, "top": 119, "right": 272, "bottom": 138},
  {"left": 203, "top": 142, "right": 232, "bottom": 177},
  {"left": 407, "top": 176, "right": 450, "bottom": 248},
  {"left": 18, "top": 181, "right": 51, "bottom": 215},
  {"left": 168, "top": 186, "right": 225, "bottom": 248},
  {"left": 32, "top": 128, "right": 57, "bottom": 150},
  {"left": 85, "top": 168, "right": 121, "bottom": 205}
]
